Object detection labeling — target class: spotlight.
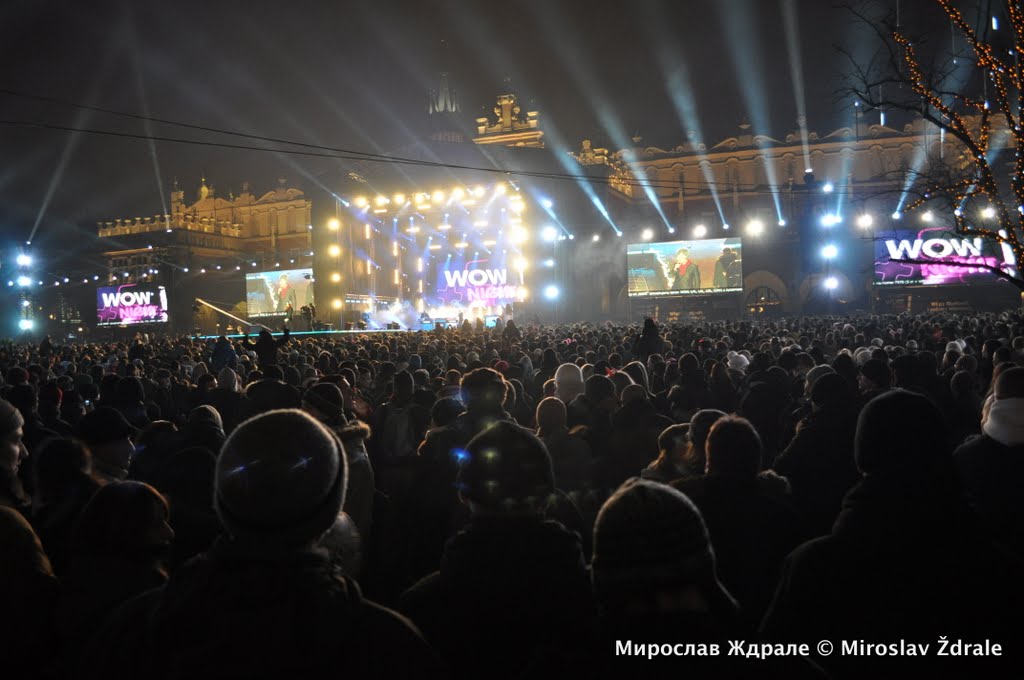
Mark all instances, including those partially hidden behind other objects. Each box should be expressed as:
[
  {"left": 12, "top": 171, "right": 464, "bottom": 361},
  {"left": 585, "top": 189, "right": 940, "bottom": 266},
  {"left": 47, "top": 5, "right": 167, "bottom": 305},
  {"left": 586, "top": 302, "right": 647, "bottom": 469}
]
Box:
[
  {"left": 820, "top": 214, "right": 839, "bottom": 227},
  {"left": 432, "top": 190, "right": 446, "bottom": 203},
  {"left": 16, "top": 275, "right": 32, "bottom": 287},
  {"left": 641, "top": 228, "right": 655, "bottom": 241},
  {"left": 722, "top": 223, "right": 730, "bottom": 231},
  {"left": 509, "top": 227, "right": 529, "bottom": 244},
  {"left": 494, "top": 183, "right": 507, "bottom": 195},
  {"left": 693, "top": 224, "right": 708, "bottom": 238},
  {"left": 183, "top": 268, "right": 189, "bottom": 273},
  {"left": 18, "top": 319, "right": 34, "bottom": 331},
  {"left": 824, "top": 276, "right": 839, "bottom": 290},
  {"left": 953, "top": 208, "right": 962, "bottom": 217},
  {"left": 891, "top": 211, "right": 902, "bottom": 220},
  {"left": 473, "top": 185, "right": 486, "bottom": 198},
  {"left": 821, "top": 244, "right": 839, "bottom": 259},
  {"left": 332, "top": 299, "right": 343, "bottom": 310},
  {"left": 515, "top": 258, "right": 528, "bottom": 271},
  {"left": 354, "top": 196, "right": 368, "bottom": 208},
  {"left": 543, "top": 285, "right": 560, "bottom": 300},
  {"left": 16, "top": 254, "right": 31, "bottom": 267},
  {"left": 541, "top": 198, "right": 554, "bottom": 209},
  {"left": 822, "top": 182, "right": 834, "bottom": 193},
  {"left": 327, "top": 245, "right": 341, "bottom": 257},
  {"left": 857, "top": 214, "right": 874, "bottom": 229},
  {"left": 921, "top": 210, "right": 934, "bottom": 222},
  {"left": 375, "top": 195, "right": 389, "bottom": 207},
  {"left": 777, "top": 219, "right": 787, "bottom": 227},
  {"left": 542, "top": 226, "right": 559, "bottom": 242},
  {"left": 451, "top": 187, "right": 466, "bottom": 200},
  {"left": 592, "top": 234, "right": 601, "bottom": 242},
  {"left": 328, "top": 218, "right": 340, "bottom": 231},
  {"left": 543, "top": 259, "right": 555, "bottom": 268},
  {"left": 331, "top": 273, "right": 341, "bottom": 282},
  {"left": 393, "top": 193, "right": 406, "bottom": 205},
  {"left": 667, "top": 227, "right": 676, "bottom": 234},
  {"left": 745, "top": 219, "right": 765, "bottom": 236}
]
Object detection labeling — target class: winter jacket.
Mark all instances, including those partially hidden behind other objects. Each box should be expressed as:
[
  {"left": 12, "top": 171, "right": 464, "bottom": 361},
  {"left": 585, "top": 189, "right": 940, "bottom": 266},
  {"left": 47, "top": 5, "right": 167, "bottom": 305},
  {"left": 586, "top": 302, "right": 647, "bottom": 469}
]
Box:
[{"left": 83, "top": 537, "right": 443, "bottom": 680}]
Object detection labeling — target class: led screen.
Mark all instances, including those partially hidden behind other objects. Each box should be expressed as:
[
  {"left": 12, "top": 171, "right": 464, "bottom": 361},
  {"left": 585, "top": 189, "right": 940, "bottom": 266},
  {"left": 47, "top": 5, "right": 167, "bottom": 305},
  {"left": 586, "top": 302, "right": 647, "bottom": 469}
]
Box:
[
  {"left": 96, "top": 284, "right": 169, "bottom": 326},
  {"left": 627, "top": 237, "right": 743, "bottom": 297},
  {"left": 245, "top": 268, "right": 315, "bottom": 317}
]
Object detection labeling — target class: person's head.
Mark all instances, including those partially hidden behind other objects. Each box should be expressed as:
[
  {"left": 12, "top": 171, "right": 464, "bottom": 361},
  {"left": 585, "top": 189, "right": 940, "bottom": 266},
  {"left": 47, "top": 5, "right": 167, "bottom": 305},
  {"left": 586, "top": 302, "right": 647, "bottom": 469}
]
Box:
[
  {"left": 994, "top": 366, "right": 1024, "bottom": 400},
  {"left": 704, "top": 416, "right": 762, "bottom": 478},
  {"left": 216, "top": 409, "right": 346, "bottom": 548},
  {"left": 301, "top": 382, "right": 346, "bottom": 428},
  {"left": 460, "top": 367, "right": 508, "bottom": 412},
  {"left": 0, "top": 399, "right": 28, "bottom": 476},
  {"left": 621, "top": 361, "right": 650, "bottom": 393},
  {"left": 656, "top": 423, "right": 690, "bottom": 462},
  {"left": 535, "top": 396, "right": 568, "bottom": 436},
  {"left": 674, "top": 248, "right": 690, "bottom": 264},
  {"left": 810, "top": 372, "right": 854, "bottom": 412},
  {"left": 553, "top": 363, "right": 584, "bottom": 403},
  {"left": 855, "top": 390, "right": 948, "bottom": 477},
  {"left": 74, "top": 406, "right": 135, "bottom": 473},
  {"left": 277, "top": 273, "right": 289, "bottom": 291},
  {"left": 393, "top": 370, "right": 414, "bottom": 399},
  {"left": 804, "top": 364, "right": 836, "bottom": 398},
  {"left": 72, "top": 481, "right": 173, "bottom": 570},
  {"left": 592, "top": 479, "right": 731, "bottom": 616},
  {"left": 31, "top": 437, "right": 94, "bottom": 505},
  {"left": 430, "top": 397, "right": 465, "bottom": 428},
  {"left": 456, "top": 421, "right": 555, "bottom": 516},
  {"left": 0, "top": 506, "right": 53, "bottom": 583},
  {"left": 217, "top": 367, "right": 240, "bottom": 393},
  {"left": 858, "top": 358, "right": 891, "bottom": 392},
  {"left": 585, "top": 374, "right": 618, "bottom": 412}
]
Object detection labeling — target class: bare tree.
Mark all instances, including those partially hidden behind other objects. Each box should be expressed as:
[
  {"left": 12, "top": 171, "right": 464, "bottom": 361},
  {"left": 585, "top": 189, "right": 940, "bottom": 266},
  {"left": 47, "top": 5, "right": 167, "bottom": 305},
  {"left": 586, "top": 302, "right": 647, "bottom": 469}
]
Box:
[{"left": 842, "top": 0, "right": 1024, "bottom": 290}]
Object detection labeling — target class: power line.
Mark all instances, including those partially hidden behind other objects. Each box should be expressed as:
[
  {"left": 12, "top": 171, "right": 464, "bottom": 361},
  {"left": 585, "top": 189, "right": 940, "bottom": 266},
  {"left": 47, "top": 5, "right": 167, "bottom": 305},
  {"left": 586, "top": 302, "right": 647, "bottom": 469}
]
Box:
[
  {"left": 0, "top": 118, "right": 872, "bottom": 198},
  {"left": 0, "top": 87, "right": 883, "bottom": 196}
]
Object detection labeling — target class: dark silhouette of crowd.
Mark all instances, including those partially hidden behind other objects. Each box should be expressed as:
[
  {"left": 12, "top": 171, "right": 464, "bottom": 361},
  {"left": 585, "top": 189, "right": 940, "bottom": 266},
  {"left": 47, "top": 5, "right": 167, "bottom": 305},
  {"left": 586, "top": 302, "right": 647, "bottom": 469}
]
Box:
[{"left": 2, "top": 311, "right": 1024, "bottom": 678}]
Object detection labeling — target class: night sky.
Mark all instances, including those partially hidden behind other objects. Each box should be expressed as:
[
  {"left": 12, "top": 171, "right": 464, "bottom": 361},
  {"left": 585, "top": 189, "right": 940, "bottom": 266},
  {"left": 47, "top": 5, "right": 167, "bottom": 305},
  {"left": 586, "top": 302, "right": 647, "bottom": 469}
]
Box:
[{"left": 1, "top": 0, "right": 861, "bottom": 261}]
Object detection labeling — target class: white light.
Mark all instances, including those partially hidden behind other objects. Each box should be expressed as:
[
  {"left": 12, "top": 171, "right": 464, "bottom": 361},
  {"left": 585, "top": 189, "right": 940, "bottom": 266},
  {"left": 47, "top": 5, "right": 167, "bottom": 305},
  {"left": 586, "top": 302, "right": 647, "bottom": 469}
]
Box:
[
  {"left": 16, "top": 254, "right": 31, "bottom": 267},
  {"left": 777, "top": 219, "right": 787, "bottom": 227},
  {"left": 746, "top": 219, "right": 765, "bottom": 236},
  {"left": 543, "top": 285, "right": 560, "bottom": 300},
  {"left": 93, "top": 275, "right": 99, "bottom": 280},
  {"left": 824, "top": 276, "right": 839, "bottom": 290},
  {"left": 592, "top": 234, "right": 601, "bottom": 242},
  {"left": 183, "top": 268, "right": 189, "bottom": 273},
  {"left": 667, "top": 227, "right": 676, "bottom": 234},
  {"left": 891, "top": 211, "right": 902, "bottom": 220},
  {"left": 982, "top": 206, "right": 996, "bottom": 219},
  {"left": 820, "top": 214, "right": 839, "bottom": 227},
  {"left": 63, "top": 277, "right": 69, "bottom": 283},
  {"left": 857, "top": 213, "right": 874, "bottom": 229},
  {"left": 693, "top": 224, "right": 708, "bottom": 238},
  {"left": 641, "top": 228, "right": 655, "bottom": 241},
  {"left": 541, "top": 198, "right": 554, "bottom": 209},
  {"left": 822, "top": 182, "right": 834, "bottom": 193},
  {"left": 921, "top": 210, "right": 934, "bottom": 222},
  {"left": 515, "top": 257, "right": 528, "bottom": 271},
  {"left": 16, "top": 275, "right": 32, "bottom": 287},
  {"left": 21, "top": 300, "right": 30, "bottom": 307},
  {"left": 543, "top": 259, "right": 555, "bottom": 268},
  {"left": 18, "top": 319, "right": 33, "bottom": 331},
  {"left": 953, "top": 208, "right": 962, "bottom": 217},
  {"left": 722, "top": 223, "right": 730, "bottom": 230},
  {"left": 542, "top": 226, "right": 559, "bottom": 242},
  {"left": 821, "top": 244, "right": 839, "bottom": 259}
]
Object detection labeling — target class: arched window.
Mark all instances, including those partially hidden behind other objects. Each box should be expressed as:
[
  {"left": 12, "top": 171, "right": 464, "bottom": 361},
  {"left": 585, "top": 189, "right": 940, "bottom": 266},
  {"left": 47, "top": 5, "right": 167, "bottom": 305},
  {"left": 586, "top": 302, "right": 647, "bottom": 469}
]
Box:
[{"left": 746, "top": 286, "right": 783, "bottom": 314}]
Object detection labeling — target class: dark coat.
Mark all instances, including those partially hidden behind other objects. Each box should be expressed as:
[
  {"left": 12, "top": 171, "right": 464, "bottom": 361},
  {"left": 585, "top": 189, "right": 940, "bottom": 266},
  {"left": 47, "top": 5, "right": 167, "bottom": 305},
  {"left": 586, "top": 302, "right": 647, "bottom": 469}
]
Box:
[
  {"left": 954, "top": 434, "right": 1024, "bottom": 559},
  {"left": 674, "top": 475, "right": 803, "bottom": 628},
  {"left": 83, "top": 538, "right": 443, "bottom": 680},
  {"left": 400, "top": 517, "right": 595, "bottom": 680},
  {"left": 761, "top": 473, "right": 1022, "bottom": 679},
  {"left": 773, "top": 408, "right": 860, "bottom": 537}
]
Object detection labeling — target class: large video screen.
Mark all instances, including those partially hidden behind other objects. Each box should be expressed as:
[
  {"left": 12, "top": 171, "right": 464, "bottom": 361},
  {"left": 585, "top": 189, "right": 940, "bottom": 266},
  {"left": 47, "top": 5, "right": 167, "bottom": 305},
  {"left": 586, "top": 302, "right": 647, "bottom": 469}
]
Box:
[
  {"left": 874, "top": 228, "right": 1017, "bottom": 287},
  {"left": 246, "top": 268, "right": 315, "bottom": 317},
  {"left": 96, "top": 284, "right": 169, "bottom": 326},
  {"left": 627, "top": 237, "right": 743, "bottom": 297},
  {"left": 433, "top": 256, "right": 525, "bottom": 307}
]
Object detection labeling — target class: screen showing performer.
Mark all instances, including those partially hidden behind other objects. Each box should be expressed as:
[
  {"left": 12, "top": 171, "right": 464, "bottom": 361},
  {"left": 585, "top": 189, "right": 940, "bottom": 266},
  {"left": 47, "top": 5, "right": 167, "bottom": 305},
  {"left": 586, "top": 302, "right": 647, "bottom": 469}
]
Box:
[
  {"left": 627, "top": 237, "right": 743, "bottom": 297},
  {"left": 245, "top": 268, "right": 314, "bottom": 317}
]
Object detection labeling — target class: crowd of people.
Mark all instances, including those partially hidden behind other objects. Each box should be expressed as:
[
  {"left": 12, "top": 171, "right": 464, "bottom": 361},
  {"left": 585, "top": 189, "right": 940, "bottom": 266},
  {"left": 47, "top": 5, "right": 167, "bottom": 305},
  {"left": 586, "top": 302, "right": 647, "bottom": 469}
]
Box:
[{"left": 2, "top": 311, "right": 1023, "bottom": 678}]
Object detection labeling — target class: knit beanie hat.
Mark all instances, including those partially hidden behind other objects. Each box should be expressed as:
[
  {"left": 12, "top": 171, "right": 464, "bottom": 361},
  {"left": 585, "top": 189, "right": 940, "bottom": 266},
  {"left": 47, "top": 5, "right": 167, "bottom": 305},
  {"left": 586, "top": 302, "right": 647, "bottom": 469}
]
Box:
[
  {"left": 456, "top": 421, "right": 555, "bottom": 510},
  {"left": 216, "top": 409, "right": 347, "bottom": 547},
  {"left": 804, "top": 364, "right": 836, "bottom": 392},
  {"left": 302, "top": 382, "right": 346, "bottom": 427},
  {"left": 855, "top": 390, "right": 946, "bottom": 475},
  {"left": 859, "top": 358, "right": 891, "bottom": 388},
  {"left": 592, "top": 479, "right": 724, "bottom": 599},
  {"left": 726, "top": 351, "right": 749, "bottom": 371}
]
